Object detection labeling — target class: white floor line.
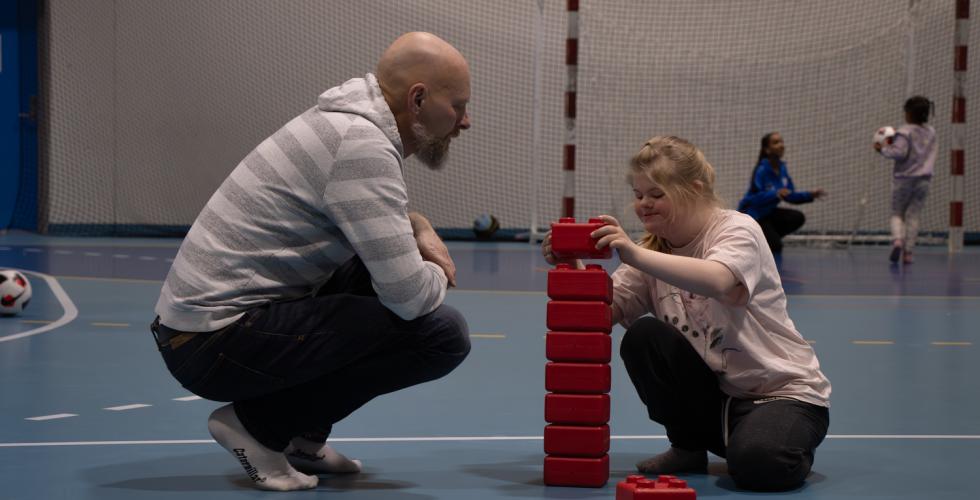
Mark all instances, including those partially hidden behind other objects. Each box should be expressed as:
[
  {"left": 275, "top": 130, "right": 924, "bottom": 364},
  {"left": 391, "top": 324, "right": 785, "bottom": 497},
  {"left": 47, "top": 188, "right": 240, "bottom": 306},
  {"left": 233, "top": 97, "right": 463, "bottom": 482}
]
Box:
[
  {"left": 173, "top": 395, "right": 202, "bottom": 401},
  {"left": 103, "top": 404, "right": 152, "bottom": 411},
  {"left": 2, "top": 434, "right": 979, "bottom": 448},
  {"left": 24, "top": 414, "right": 78, "bottom": 422},
  {"left": 57, "top": 275, "right": 161, "bottom": 284},
  {"left": 0, "top": 270, "right": 78, "bottom": 343}
]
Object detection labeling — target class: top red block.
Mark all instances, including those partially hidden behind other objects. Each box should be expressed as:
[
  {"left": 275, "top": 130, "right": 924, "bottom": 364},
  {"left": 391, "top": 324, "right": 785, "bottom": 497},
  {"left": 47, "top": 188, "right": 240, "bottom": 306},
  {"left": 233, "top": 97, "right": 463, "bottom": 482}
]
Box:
[{"left": 551, "top": 218, "right": 613, "bottom": 260}]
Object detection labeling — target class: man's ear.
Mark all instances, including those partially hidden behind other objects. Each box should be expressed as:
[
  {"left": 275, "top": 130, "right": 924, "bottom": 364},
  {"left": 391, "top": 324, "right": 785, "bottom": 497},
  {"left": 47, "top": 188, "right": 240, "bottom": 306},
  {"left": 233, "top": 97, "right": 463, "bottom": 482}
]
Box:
[{"left": 408, "top": 84, "right": 426, "bottom": 114}]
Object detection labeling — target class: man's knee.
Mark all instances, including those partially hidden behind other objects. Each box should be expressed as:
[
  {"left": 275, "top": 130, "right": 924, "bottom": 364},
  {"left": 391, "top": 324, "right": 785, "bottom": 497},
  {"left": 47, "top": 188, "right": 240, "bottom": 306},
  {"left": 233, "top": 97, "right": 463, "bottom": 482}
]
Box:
[
  {"left": 727, "top": 441, "right": 812, "bottom": 491},
  {"left": 426, "top": 304, "right": 471, "bottom": 367}
]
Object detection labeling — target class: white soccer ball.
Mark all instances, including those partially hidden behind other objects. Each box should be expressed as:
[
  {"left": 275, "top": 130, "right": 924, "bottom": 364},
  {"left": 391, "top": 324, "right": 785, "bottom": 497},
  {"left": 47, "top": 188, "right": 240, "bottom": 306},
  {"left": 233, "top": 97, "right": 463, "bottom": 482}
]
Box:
[
  {"left": 0, "top": 269, "right": 32, "bottom": 316},
  {"left": 874, "top": 126, "right": 896, "bottom": 147}
]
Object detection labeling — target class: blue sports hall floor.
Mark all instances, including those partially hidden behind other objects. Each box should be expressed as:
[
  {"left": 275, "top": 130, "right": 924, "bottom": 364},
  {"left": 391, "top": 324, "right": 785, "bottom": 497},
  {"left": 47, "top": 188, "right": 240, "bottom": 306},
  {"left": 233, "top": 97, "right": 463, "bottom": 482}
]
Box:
[{"left": 1, "top": 231, "right": 978, "bottom": 499}]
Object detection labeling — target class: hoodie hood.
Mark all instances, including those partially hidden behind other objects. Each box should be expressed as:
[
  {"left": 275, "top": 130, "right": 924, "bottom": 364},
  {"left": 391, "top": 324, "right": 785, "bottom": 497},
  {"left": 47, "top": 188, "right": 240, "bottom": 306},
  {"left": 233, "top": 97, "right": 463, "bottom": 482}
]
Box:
[{"left": 317, "top": 73, "right": 404, "bottom": 156}]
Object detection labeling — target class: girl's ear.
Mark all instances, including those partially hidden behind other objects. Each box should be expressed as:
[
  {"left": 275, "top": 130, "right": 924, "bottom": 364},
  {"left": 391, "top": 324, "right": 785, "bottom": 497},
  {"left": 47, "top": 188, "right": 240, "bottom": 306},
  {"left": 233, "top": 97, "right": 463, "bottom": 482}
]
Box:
[{"left": 692, "top": 180, "right": 705, "bottom": 193}]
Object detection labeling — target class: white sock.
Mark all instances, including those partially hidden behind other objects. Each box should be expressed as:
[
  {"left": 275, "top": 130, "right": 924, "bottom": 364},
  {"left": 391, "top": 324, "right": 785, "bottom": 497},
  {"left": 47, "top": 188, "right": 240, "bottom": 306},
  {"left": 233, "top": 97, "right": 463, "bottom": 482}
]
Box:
[
  {"left": 286, "top": 436, "right": 362, "bottom": 474},
  {"left": 207, "top": 404, "right": 318, "bottom": 491}
]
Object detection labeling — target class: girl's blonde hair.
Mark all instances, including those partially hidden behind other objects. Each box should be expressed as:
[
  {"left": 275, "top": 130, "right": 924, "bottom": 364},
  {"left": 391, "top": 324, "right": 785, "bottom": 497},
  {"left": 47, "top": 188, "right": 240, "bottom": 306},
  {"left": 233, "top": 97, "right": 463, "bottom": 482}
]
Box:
[{"left": 629, "top": 136, "right": 722, "bottom": 252}]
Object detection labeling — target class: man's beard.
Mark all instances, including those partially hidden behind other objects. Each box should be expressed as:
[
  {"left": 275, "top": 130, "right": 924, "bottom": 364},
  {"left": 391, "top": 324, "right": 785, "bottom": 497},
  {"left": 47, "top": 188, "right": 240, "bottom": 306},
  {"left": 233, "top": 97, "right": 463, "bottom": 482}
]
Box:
[{"left": 411, "top": 122, "right": 451, "bottom": 170}]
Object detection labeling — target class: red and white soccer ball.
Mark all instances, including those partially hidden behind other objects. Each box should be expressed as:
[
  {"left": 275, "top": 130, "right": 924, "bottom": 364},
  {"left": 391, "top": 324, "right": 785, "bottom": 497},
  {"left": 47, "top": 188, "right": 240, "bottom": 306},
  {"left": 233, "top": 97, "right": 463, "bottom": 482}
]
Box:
[
  {"left": 874, "top": 126, "right": 896, "bottom": 147},
  {"left": 0, "top": 269, "right": 32, "bottom": 316}
]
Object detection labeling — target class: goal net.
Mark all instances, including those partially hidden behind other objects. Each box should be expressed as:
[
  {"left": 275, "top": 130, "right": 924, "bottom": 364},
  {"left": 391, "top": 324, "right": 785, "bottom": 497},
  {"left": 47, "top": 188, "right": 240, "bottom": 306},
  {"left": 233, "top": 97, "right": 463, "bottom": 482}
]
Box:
[{"left": 39, "top": 0, "right": 976, "bottom": 243}]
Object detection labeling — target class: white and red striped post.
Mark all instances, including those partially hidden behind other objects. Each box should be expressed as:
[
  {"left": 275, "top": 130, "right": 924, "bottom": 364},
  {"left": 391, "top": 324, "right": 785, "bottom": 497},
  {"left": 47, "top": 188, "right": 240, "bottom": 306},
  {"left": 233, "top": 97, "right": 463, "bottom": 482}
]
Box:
[
  {"left": 950, "top": 0, "right": 969, "bottom": 252},
  {"left": 563, "top": 0, "right": 579, "bottom": 218}
]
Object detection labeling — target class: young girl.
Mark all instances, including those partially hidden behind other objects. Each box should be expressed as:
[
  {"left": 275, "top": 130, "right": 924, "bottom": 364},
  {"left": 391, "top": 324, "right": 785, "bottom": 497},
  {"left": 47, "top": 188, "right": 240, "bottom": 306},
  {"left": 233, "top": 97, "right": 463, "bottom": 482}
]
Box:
[
  {"left": 542, "top": 136, "right": 831, "bottom": 492},
  {"left": 874, "top": 96, "right": 937, "bottom": 264}
]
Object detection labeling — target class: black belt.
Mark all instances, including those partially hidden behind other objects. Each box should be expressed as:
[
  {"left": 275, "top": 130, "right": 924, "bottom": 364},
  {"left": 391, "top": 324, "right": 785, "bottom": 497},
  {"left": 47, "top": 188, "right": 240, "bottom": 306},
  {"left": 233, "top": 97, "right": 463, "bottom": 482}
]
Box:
[{"left": 151, "top": 317, "right": 201, "bottom": 350}]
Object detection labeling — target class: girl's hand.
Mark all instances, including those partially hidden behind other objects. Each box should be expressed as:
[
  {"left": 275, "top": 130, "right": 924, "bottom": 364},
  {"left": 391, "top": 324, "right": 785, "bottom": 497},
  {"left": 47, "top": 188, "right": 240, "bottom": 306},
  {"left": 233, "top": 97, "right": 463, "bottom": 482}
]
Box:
[
  {"left": 541, "top": 229, "right": 583, "bottom": 268},
  {"left": 541, "top": 230, "right": 558, "bottom": 265},
  {"left": 591, "top": 215, "right": 638, "bottom": 261}
]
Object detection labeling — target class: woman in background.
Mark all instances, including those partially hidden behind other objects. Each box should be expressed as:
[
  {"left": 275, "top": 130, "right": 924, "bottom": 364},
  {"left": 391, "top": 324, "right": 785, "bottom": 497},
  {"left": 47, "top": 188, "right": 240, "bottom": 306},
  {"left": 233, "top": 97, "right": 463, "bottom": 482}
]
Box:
[{"left": 738, "top": 133, "right": 825, "bottom": 255}]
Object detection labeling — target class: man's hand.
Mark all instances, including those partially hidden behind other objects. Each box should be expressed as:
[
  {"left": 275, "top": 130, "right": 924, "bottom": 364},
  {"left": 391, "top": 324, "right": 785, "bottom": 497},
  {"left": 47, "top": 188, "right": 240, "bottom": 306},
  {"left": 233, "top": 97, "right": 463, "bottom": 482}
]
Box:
[
  {"left": 777, "top": 188, "right": 791, "bottom": 199},
  {"left": 410, "top": 213, "right": 456, "bottom": 287}
]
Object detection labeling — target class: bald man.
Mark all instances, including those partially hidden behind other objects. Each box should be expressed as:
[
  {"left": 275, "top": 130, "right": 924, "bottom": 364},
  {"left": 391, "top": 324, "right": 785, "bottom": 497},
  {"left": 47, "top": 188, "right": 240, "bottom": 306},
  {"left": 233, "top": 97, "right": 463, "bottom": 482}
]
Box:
[{"left": 150, "top": 33, "right": 472, "bottom": 491}]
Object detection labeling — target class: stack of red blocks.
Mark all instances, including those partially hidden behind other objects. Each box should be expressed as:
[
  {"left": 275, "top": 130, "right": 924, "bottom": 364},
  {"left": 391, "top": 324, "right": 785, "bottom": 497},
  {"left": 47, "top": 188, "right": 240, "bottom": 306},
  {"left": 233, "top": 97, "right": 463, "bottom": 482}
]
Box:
[{"left": 543, "top": 218, "right": 614, "bottom": 488}]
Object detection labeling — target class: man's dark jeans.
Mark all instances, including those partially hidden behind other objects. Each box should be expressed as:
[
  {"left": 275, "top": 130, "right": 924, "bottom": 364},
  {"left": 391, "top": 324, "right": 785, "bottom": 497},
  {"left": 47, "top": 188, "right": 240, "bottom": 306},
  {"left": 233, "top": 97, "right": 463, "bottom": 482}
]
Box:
[{"left": 151, "top": 257, "right": 470, "bottom": 451}]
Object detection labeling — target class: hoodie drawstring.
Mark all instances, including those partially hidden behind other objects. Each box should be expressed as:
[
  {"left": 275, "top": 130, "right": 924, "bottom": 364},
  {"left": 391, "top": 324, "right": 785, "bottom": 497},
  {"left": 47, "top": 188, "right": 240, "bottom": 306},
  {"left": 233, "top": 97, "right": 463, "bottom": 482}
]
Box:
[{"left": 722, "top": 395, "right": 733, "bottom": 448}]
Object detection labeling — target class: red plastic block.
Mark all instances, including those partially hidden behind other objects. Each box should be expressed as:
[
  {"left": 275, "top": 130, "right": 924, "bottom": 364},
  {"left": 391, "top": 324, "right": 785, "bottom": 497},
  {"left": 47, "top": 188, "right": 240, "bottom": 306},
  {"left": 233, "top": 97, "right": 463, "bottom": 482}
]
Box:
[
  {"left": 543, "top": 454, "right": 609, "bottom": 487},
  {"left": 544, "top": 393, "right": 610, "bottom": 425},
  {"left": 547, "top": 263, "right": 613, "bottom": 303},
  {"left": 546, "top": 332, "right": 611, "bottom": 363},
  {"left": 545, "top": 362, "right": 610, "bottom": 394},
  {"left": 616, "top": 475, "right": 697, "bottom": 499},
  {"left": 546, "top": 301, "right": 611, "bottom": 333},
  {"left": 551, "top": 217, "right": 613, "bottom": 259},
  {"left": 544, "top": 424, "right": 609, "bottom": 457}
]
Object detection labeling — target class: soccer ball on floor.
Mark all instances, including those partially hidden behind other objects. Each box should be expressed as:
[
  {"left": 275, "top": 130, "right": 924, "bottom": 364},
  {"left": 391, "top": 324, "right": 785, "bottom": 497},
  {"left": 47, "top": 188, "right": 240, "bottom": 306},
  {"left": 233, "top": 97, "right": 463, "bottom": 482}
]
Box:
[
  {"left": 873, "top": 126, "right": 896, "bottom": 147},
  {"left": 472, "top": 213, "right": 500, "bottom": 240},
  {"left": 0, "top": 270, "right": 32, "bottom": 316}
]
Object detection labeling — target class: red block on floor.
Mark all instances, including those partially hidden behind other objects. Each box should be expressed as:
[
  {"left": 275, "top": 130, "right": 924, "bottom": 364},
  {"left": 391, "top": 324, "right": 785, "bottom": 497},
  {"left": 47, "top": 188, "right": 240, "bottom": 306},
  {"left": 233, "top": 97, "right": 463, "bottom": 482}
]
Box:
[
  {"left": 544, "top": 393, "right": 610, "bottom": 425},
  {"left": 545, "top": 362, "right": 610, "bottom": 394},
  {"left": 543, "top": 454, "right": 609, "bottom": 487},
  {"left": 546, "top": 331, "right": 611, "bottom": 363},
  {"left": 616, "top": 475, "right": 697, "bottom": 499},
  {"left": 544, "top": 424, "right": 609, "bottom": 457},
  {"left": 547, "top": 263, "right": 613, "bottom": 303},
  {"left": 551, "top": 217, "right": 613, "bottom": 260},
  {"left": 547, "top": 301, "right": 611, "bottom": 333}
]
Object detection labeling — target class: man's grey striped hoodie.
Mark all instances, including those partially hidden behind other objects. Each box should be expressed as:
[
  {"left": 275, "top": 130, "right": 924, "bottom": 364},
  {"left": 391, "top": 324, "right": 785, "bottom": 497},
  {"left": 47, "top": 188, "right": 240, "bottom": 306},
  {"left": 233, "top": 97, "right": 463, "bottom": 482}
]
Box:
[{"left": 155, "top": 74, "right": 447, "bottom": 332}]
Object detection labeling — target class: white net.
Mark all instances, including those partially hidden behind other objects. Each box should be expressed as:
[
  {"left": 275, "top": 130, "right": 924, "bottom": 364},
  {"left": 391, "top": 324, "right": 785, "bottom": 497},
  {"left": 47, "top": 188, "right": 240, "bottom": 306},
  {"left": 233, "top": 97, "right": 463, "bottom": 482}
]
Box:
[
  {"left": 41, "top": 0, "right": 977, "bottom": 242},
  {"left": 576, "top": 0, "right": 967, "bottom": 243}
]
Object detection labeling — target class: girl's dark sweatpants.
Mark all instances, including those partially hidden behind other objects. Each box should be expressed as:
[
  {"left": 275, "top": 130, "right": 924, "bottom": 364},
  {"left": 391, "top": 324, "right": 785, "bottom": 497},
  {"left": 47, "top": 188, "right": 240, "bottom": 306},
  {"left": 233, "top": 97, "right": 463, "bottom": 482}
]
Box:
[{"left": 620, "top": 316, "right": 829, "bottom": 492}]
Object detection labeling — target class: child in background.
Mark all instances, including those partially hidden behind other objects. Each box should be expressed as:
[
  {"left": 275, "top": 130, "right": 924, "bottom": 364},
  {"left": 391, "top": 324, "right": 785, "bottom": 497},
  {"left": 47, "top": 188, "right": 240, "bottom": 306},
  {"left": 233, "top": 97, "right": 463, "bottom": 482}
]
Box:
[
  {"left": 875, "top": 96, "right": 937, "bottom": 264},
  {"left": 542, "top": 136, "right": 830, "bottom": 492}
]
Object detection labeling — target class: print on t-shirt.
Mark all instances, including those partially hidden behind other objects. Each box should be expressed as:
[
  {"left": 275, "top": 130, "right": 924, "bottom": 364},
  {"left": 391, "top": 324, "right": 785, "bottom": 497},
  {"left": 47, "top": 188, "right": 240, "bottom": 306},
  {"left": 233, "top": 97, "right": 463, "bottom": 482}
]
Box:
[{"left": 657, "top": 286, "right": 742, "bottom": 373}]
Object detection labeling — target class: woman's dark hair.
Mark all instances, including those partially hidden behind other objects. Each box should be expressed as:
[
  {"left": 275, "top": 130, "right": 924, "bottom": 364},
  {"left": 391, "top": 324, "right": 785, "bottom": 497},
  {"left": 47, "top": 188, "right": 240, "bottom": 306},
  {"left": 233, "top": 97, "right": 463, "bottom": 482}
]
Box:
[
  {"left": 904, "top": 96, "right": 933, "bottom": 124},
  {"left": 756, "top": 132, "right": 776, "bottom": 166}
]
